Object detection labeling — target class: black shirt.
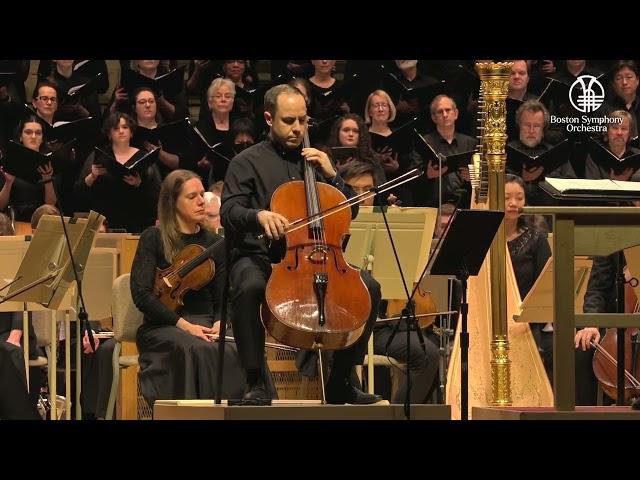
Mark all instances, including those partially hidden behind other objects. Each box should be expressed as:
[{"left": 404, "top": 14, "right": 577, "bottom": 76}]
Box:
[
  {"left": 407, "top": 129, "right": 477, "bottom": 207},
  {"left": 130, "top": 226, "right": 226, "bottom": 326},
  {"left": 221, "top": 139, "right": 355, "bottom": 259},
  {"left": 508, "top": 226, "right": 551, "bottom": 300}
]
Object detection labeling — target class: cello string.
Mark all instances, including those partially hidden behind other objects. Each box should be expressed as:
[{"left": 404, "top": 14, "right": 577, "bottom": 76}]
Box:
[
  {"left": 591, "top": 341, "right": 640, "bottom": 389},
  {"left": 303, "top": 129, "right": 323, "bottom": 281}
]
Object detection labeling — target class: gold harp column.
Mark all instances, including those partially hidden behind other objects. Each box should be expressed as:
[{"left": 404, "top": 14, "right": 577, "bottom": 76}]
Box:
[{"left": 476, "top": 61, "right": 512, "bottom": 406}]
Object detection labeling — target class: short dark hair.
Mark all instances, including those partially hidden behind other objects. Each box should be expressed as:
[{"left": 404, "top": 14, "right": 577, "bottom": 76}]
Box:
[
  {"left": 102, "top": 111, "right": 137, "bottom": 139},
  {"left": 339, "top": 161, "right": 376, "bottom": 183},
  {"left": 611, "top": 60, "right": 639, "bottom": 79},
  {"left": 230, "top": 117, "right": 255, "bottom": 140}
]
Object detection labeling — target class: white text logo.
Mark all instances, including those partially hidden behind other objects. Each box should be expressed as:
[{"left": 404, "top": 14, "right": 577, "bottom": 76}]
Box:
[{"left": 569, "top": 75, "right": 605, "bottom": 113}]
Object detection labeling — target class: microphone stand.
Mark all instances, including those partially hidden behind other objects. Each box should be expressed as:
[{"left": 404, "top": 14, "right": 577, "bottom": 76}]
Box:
[
  {"left": 49, "top": 174, "right": 95, "bottom": 418},
  {"left": 372, "top": 188, "right": 428, "bottom": 420}
]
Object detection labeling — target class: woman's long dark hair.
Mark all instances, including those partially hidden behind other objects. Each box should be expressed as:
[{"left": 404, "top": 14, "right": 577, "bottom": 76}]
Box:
[
  {"left": 505, "top": 173, "right": 548, "bottom": 233},
  {"left": 326, "top": 113, "right": 376, "bottom": 165}
]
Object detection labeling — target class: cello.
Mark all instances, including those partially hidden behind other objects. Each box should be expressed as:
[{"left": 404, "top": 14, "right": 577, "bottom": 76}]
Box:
[
  {"left": 591, "top": 265, "right": 640, "bottom": 403},
  {"left": 261, "top": 130, "right": 371, "bottom": 350}
]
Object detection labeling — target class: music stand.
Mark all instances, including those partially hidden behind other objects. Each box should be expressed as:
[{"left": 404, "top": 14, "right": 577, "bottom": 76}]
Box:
[
  {"left": 513, "top": 257, "right": 593, "bottom": 324},
  {"left": 0, "top": 211, "right": 104, "bottom": 419},
  {"left": 425, "top": 209, "right": 503, "bottom": 420},
  {"left": 344, "top": 205, "right": 437, "bottom": 417}
]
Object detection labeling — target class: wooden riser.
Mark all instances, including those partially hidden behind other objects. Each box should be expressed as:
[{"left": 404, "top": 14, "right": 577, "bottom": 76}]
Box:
[{"left": 154, "top": 400, "right": 451, "bottom": 420}]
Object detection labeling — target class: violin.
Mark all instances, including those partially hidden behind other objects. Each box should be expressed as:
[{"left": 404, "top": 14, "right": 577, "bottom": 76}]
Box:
[
  {"left": 591, "top": 266, "right": 640, "bottom": 403},
  {"left": 153, "top": 238, "right": 222, "bottom": 311},
  {"left": 262, "top": 130, "right": 371, "bottom": 350},
  {"left": 386, "top": 283, "right": 439, "bottom": 329}
]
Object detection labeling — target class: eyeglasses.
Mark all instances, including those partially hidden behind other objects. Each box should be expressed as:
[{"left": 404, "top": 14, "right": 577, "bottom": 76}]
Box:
[
  {"left": 136, "top": 99, "right": 156, "bottom": 105},
  {"left": 372, "top": 103, "right": 389, "bottom": 110},
  {"left": 210, "top": 94, "right": 234, "bottom": 100},
  {"left": 23, "top": 129, "right": 43, "bottom": 137},
  {"left": 37, "top": 96, "right": 57, "bottom": 103},
  {"left": 348, "top": 184, "right": 374, "bottom": 194}
]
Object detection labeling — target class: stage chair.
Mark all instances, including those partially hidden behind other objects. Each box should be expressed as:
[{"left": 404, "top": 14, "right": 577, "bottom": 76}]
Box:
[
  {"left": 360, "top": 336, "right": 406, "bottom": 401},
  {"left": 106, "top": 274, "right": 143, "bottom": 420}
]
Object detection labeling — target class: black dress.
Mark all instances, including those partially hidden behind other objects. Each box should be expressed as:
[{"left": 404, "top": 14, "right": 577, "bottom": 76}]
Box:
[
  {"left": 130, "top": 226, "right": 246, "bottom": 405},
  {"left": 509, "top": 225, "right": 598, "bottom": 404}
]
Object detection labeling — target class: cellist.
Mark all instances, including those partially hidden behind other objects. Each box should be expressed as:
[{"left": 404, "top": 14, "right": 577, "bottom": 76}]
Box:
[
  {"left": 577, "top": 199, "right": 640, "bottom": 409},
  {"left": 221, "top": 84, "right": 382, "bottom": 404}
]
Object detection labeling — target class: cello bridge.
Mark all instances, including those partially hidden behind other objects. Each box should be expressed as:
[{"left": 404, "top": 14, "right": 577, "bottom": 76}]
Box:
[{"left": 306, "top": 245, "right": 329, "bottom": 264}]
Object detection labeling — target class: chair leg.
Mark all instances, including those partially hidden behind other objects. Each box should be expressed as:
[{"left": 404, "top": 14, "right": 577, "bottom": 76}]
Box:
[{"left": 106, "top": 342, "right": 122, "bottom": 420}]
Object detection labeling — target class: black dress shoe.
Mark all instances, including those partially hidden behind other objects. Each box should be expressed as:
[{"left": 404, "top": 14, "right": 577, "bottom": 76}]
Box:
[
  {"left": 229, "top": 379, "right": 272, "bottom": 406},
  {"left": 632, "top": 397, "right": 640, "bottom": 411},
  {"left": 326, "top": 379, "right": 383, "bottom": 405}
]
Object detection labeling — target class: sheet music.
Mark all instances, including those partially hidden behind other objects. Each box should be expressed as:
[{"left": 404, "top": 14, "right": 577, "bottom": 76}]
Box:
[{"left": 546, "top": 177, "right": 640, "bottom": 193}]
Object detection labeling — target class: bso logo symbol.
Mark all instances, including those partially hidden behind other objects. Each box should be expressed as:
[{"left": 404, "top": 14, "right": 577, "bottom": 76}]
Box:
[{"left": 569, "top": 75, "right": 605, "bottom": 113}]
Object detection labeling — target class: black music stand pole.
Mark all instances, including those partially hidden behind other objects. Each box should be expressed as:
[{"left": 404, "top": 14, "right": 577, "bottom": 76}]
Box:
[{"left": 426, "top": 209, "right": 503, "bottom": 420}]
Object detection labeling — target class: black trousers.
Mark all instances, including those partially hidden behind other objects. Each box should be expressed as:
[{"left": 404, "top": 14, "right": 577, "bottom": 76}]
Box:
[
  {"left": 537, "top": 329, "right": 599, "bottom": 406},
  {"left": 373, "top": 326, "right": 439, "bottom": 404},
  {"left": 0, "top": 343, "right": 41, "bottom": 419},
  {"left": 229, "top": 255, "right": 380, "bottom": 378},
  {"left": 57, "top": 336, "right": 116, "bottom": 419}
]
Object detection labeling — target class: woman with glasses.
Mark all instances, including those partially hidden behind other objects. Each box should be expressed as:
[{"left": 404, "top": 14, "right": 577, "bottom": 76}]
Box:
[
  {"left": 365, "top": 89, "right": 403, "bottom": 177},
  {"left": 195, "top": 78, "right": 236, "bottom": 185},
  {"left": 31, "top": 80, "right": 60, "bottom": 127},
  {"left": 131, "top": 87, "right": 182, "bottom": 179},
  {"left": 44, "top": 60, "right": 101, "bottom": 122},
  {"left": 186, "top": 59, "right": 259, "bottom": 121},
  {"left": 109, "top": 60, "right": 188, "bottom": 122},
  {"left": 0, "top": 114, "right": 60, "bottom": 221}
]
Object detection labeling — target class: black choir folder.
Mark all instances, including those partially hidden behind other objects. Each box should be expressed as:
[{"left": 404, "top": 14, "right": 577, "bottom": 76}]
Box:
[
  {"left": 190, "top": 124, "right": 232, "bottom": 164},
  {"left": 541, "top": 177, "right": 640, "bottom": 201},
  {"left": 506, "top": 139, "right": 570, "bottom": 172},
  {"left": 414, "top": 132, "right": 476, "bottom": 171},
  {"left": 588, "top": 137, "right": 640, "bottom": 174},
  {"left": 3, "top": 139, "right": 76, "bottom": 184},
  {"left": 370, "top": 117, "right": 418, "bottom": 154},
  {"left": 330, "top": 146, "right": 357, "bottom": 163},
  {"left": 61, "top": 73, "right": 104, "bottom": 102},
  {"left": 135, "top": 118, "right": 192, "bottom": 151},
  {"left": 120, "top": 65, "right": 185, "bottom": 98},
  {"left": 383, "top": 69, "right": 445, "bottom": 103},
  {"left": 93, "top": 146, "right": 159, "bottom": 179},
  {"left": 47, "top": 117, "right": 97, "bottom": 143}
]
